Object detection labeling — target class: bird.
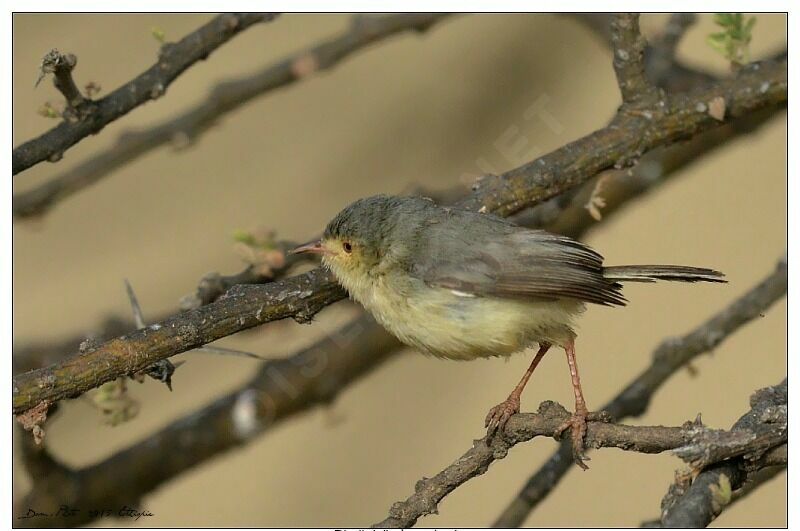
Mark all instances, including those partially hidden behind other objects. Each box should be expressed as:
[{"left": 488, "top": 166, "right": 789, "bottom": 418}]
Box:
[{"left": 292, "top": 194, "right": 725, "bottom": 468}]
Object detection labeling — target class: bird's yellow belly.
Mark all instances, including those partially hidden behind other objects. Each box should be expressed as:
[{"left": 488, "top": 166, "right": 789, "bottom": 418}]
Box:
[{"left": 355, "top": 277, "right": 583, "bottom": 360}]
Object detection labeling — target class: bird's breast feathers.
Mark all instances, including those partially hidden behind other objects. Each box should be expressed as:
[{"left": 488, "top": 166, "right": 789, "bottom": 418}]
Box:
[{"left": 339, "top": 268, "right": 583, "bottom": 360}]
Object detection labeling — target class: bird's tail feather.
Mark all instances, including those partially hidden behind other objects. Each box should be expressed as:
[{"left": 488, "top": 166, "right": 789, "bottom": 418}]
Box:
[{"left": 602, "top": 265, "right": 726, "bottom": 283}]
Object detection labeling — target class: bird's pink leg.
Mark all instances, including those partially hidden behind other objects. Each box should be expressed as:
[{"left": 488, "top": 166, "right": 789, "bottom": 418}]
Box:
[
  {"left": 485, "top": 342, "right": 550, "bottom": 436},
  {"left": 553, "top": 339, "right": 610, "bottom": 470}
]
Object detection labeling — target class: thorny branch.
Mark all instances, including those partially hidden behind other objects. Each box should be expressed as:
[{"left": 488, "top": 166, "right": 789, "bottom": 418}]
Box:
[
  {"left": 14, "top": 313, "right": 401, "bottom": 528},
  {"left": 12, "top": 41, "right": 787, "bottom": 417},
  {"left": 12, "top": 13, "right": 278, "bottom": 175},
  {"left": 13, "top": 239, "right": 319, "bottom": 375},
  {"left": 492, "top": 257, "right": 787, "bottom": 527},
  {"left": 13, "top": 269, "right": 346, "bottom": 414},
  {"left": 13, "top": 13, "right": 451, "bottom": 219},
  {"left": 376, "top": 258, "right": 787, "bottom": 528},
  {"left": 658, "top": 380, "right": 787, "bottom": 527}
]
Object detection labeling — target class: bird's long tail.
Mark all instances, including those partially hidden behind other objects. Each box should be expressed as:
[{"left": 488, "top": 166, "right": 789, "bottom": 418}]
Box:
[{"left": 602, "top": 265, "right": 726, "bottom": 283}]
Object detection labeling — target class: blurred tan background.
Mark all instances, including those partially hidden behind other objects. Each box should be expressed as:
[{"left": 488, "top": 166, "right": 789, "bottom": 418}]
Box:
[{"left": 12, "top": 13, "right": 786, "bottom": 527}]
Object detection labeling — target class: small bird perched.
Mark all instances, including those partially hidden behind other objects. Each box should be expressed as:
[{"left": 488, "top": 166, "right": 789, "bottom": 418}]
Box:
[{"left": 293, "top": 194, "right": 725, "bottom": 468}]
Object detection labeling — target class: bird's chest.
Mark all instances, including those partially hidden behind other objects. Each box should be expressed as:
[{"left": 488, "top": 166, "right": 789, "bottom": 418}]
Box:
[{"left": 350, "top": 273, "right": 570, "bottom": 360}]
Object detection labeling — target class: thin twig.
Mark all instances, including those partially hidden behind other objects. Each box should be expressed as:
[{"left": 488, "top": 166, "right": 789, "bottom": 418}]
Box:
[
  {"left": 610, "top": 14, "right": 658, "bottom": 103},
  {"left": 37, "top": 49, "right": 86, "bottom": 108},
  {"left": 492, "top": 257, "right": 787, "bottom": 527},
  {"left": 569, "top": 13, "right": 722, "bottom": 94},
  {"left": 13, "top": 13, "right": 451, "bottom": 218},
  {"left": 657, "top": 14, "right": 698, "bottom": 58},
  {"left": 643, "top": 13, "right": 701, "bottom": 91},
  {"left": 12, "top": 13, "right": 277, "bottom": 175},
  {"left": 180, "top": 240, "right": 319, "bottom": 309}
]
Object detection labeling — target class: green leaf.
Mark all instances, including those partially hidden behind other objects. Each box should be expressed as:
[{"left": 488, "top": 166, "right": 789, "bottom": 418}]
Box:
[
  {"left": 745, "top": 17, "right": 757, "bottom": 34},
  {"left": 707, "top": 13, "right": 757, "bottom": 65},
  {"left": 713, "top": 13, "right": 734, "bottom": 26},
  {"left": 232, "top": 229, "right": 256, "bottom": 245},
  {"left": 151, "top": 26, "right": 166, "bottom": 44}
]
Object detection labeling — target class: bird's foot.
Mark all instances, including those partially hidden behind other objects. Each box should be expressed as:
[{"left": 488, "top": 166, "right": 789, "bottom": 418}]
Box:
[
  {"left": 484, "top": 394, "right": 520, "bottom": 438},
  {"left": 553, "top": 408, "right": 613, "bottom": 470}
]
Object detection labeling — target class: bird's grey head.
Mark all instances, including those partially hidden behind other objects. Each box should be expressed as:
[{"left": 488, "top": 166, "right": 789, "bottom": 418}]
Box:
[
  {"left": 317, "top": 194, "right": 434, "bottom": 279},
  {"left": 324, "top": 194, "right": 417, "bottom": 255}
]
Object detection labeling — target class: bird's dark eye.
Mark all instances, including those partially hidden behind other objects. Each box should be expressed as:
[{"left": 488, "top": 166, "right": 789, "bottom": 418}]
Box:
[{"left": 343, "top": 241, "right": 353, "bottom": 253}]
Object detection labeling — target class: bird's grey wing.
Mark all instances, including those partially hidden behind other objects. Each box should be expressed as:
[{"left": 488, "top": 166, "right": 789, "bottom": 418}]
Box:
[{"left": 411, "top": 228, "right": 627, "bottom": 306}]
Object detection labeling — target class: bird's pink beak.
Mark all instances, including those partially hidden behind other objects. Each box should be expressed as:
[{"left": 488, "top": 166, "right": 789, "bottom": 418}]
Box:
[{"left": 290, "top": 239, "right": 328, "bottom": 255}]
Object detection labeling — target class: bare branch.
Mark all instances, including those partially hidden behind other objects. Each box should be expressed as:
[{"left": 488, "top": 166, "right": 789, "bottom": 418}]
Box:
[
  {"left": 673, "top": 418, "right": 786, "bottom": 470},
  {"left": 14, "top": 315, "right": 150, "bottom": 374},
  {"left": 12, "top": 13, "right": 277, "bottom": 176},
  {"left": 515, "top": 103, "right": 784, "bottom": 232},
  {"left": 373, "top": 383, "right": 787, "bottom": 528},
  {"left": 13, "top": 268, "right": 346, "bottom": 414},
  {"left": 13, "top": 13, "right": 451, "bottom": 219},
  {"left": 460, "top": 57, "right": 786, "bottom": 217},
  {"left": 570, "top": 13, "right": 727, "bottom": 94},
  {"left": 493, "top": 256, "right": 787, "bottom": 527},
  {"left": 659, "top": 380, "right": 787, "bottom": 527},
  {"left": 610, "top": 13, "right": 658, "bottom": 103}
]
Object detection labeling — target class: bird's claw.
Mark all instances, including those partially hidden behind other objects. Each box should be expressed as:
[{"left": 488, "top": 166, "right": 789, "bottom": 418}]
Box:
[
  {"left": 484, "top": 395, "right": 520, "bottom": 438},
  {"left": 554, "top": 409, "right": 612, "bottom": 470}
]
